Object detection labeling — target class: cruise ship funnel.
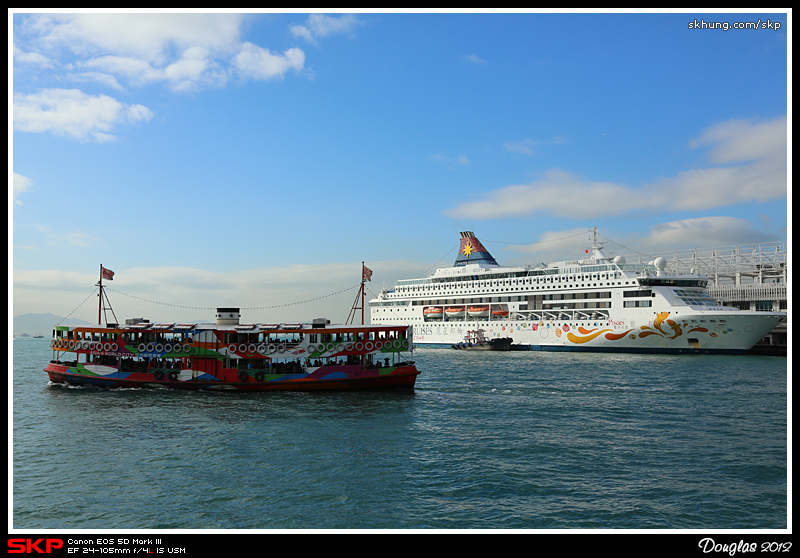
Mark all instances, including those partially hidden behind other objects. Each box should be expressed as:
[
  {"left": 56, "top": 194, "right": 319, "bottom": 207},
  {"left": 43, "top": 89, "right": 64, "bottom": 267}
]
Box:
[{"left": 454, "top": 231, "right": 499, "bottom": 267}]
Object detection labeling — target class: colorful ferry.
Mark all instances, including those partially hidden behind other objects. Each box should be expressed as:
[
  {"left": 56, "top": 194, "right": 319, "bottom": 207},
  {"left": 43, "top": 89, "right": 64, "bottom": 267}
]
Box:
[
  {"left": 45, "top": 270, "right": 419, "bottom": 391},
  {"left": 46, "top": 313, "right": 418, "bottom": 391},
  {"left": 369, "top": 230, "right": 785, "bottom": 354}
]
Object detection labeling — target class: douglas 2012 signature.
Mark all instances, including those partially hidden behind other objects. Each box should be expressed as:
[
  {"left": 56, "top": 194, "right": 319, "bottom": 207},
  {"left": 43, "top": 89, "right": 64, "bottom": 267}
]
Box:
[{"left": 698, "top": 539, "right": 791, "bottom": 555}]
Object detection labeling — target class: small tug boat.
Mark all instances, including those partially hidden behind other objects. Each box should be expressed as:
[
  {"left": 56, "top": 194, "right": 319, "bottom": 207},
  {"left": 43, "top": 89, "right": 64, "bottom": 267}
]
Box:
[
  {"left": 451, "top": 329, "right": 513, "bottom": 351},
  {"left": 44, "top": 265, "right": 420, "bottom": 392}
]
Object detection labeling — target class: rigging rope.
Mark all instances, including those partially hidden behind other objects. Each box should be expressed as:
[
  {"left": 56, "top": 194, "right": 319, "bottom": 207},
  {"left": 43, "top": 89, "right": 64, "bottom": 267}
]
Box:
[
  {"left": 104, "top": 284, "right": 361, "bottom": 311},
  {"left": 56, "top": 288, "right": 98, "bottom": 326}
]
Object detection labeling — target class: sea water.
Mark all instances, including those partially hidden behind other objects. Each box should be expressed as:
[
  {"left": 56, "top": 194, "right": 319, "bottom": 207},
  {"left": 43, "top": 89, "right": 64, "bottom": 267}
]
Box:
[{"left": 11, "top": 338, "right": 788, "bottom": 530}]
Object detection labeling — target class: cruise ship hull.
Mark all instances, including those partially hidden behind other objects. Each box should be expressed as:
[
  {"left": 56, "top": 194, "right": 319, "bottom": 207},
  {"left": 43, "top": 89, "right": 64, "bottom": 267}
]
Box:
[{"left": 411, "top": 312, "right": 782, "bottom": 354}]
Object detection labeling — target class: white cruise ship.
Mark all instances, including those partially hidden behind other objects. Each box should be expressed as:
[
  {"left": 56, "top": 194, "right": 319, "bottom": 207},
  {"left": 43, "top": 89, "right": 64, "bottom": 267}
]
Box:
[{"left": 369, "top": 230, "right": 785, "bottom": 354}]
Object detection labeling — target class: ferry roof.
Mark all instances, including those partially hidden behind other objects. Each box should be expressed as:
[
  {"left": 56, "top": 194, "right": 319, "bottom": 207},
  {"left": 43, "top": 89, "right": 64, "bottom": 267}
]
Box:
[{"left": 57, "top": 321, "right": 411, "bottom": 333}]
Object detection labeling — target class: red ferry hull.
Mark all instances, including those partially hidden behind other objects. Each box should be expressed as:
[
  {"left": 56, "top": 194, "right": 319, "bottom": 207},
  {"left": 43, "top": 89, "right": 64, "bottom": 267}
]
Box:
[{"left": 45, "top": 362, "right": 419, "bottom": 392}]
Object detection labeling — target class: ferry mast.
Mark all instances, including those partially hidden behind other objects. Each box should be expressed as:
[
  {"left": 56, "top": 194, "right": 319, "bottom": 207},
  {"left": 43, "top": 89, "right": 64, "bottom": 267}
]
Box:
[{"left": 97, "top": 264, "right": 118, "bottom": 326}]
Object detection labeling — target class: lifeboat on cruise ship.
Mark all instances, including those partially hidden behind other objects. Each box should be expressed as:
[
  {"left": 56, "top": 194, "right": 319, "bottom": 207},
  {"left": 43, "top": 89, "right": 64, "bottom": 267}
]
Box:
[
  {"left": 445, "top": 307, "right": 466, "bottom": 319},
  {"left": 491, "top": 307, "right": 509, "bottom": 318},
  {"left": 467, "top": 306, "right": 490, "bottom": 318},
  {"left": 423, "top": 306, "right": 443, "bottom": 319}
]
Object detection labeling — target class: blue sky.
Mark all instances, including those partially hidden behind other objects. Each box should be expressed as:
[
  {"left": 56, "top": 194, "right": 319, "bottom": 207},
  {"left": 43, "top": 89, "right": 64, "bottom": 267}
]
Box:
[{"left": 11, "top": 10, "right": 789, "bottom": 325}]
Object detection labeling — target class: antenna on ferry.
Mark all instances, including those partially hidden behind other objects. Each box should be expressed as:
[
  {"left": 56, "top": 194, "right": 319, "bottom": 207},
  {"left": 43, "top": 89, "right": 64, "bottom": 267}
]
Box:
[{"left": 97, "top": 264, "right": 119, "bottom": 326}]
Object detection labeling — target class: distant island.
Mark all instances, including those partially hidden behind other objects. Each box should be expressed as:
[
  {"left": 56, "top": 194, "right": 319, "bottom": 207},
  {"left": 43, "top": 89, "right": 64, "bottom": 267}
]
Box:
[{"left": 13, "top": 313, "right": 91, "bottom": 338}]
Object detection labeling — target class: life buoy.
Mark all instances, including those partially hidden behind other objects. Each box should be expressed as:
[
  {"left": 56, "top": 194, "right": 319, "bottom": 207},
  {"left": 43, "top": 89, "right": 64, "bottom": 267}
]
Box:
[
  {"left": 111, "top": 344, "right": 118, "bottom": 351},
  {"left": 267, "top": 344, "right": 276, "bottom": 353},
  {"left": 168, "top": 371, "right": 178, "bottom": 381},
  {"left": 365, "top": 342, "right": 374, "bottom": 351},
  {"left": 255, "top": 371, "right": 265, "bottom": 382},
  {"left": 155, "top": 344, "right": 164, "bottom": 353},
  {"left": 69, "top": 341, "right": 75, "bottom": 349},
  {"left": 277, "top": 344, "right": 286, "bottom": 353},
  {"left": 104, "top": 343, "right": 111, "bottom": 352},
  {"left": 248, "top": 344, "right": 257, "bottom": 353},
  {"left": 154, "top": 370, "right": 164, "bottom": 381},
  {"left": 356, "top": 342, "right": 364, "bottom": 351},
  {"left": 307, "top": 344, "right": 316, "bottom": 354},
  {"left": 346, "top": 343, "right": 354, "bottom": 351},
  {"left": 147, "top": 343, "right": 155, "bottom": 352},
  {"left": 229, "top": 344, "right": 237, "bottom": 353},
  {"left": 138, "top": 343, "right": 147, "bottom": 352},
  {"left": 238, "top": 371, "right": 249, "bottom": 382},
  {"left": 336, "top": 344, "right": 345, "bottom": 353},
  {"left": 402, "top": 340, "right": 409, "bottom": 349},
  {"left": 239, "top": 344, "right": 247, "bottom": 353},
  {"left": 258, "top": 344, "right": 267, "bottom": 354}
]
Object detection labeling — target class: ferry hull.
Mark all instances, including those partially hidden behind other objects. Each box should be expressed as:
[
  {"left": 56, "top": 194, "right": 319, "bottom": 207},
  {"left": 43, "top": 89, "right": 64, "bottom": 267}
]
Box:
[{"left": 45, "top": 362, "right": 420, "bottom": 392}]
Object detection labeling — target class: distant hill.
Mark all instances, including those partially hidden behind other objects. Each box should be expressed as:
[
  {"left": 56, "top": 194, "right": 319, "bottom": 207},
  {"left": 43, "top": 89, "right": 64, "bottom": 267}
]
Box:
[{"left": 13, "top": 313, "right": 92, "bottom": 337}]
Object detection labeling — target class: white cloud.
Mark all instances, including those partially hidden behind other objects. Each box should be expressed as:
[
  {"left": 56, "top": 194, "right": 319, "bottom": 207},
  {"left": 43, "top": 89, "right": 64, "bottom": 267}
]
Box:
[
  {"left": 504, "top": 139, "right": 540, "bottom": 156},
  {"left": 447, "top": 116, "right": 787, "bottom": 219},
  {"left": 25, "top": 13, "right": 244, "bottom": 63},
  {"left": 13, "top": 44, "right": 55, "bottom": 68},
  {"left": 290, "top": 14, "right": 363, "bottom": 44},
  {"left": 232, "top": 43, "right": 305, "bottom": 81},
  {"left": 447, "top": 169, "right": 647, "bottom": 219},
  {"left": 504, "top": 136, "right": 568, "bottom": 157},
  {"left": 13, "top": 14, "right": 312, "bottom": 139},
  {"left": 465, "top": 54, "right": 487, "bottom": 64},
  {"left": 431, "top": 153, "right": 471, "bottom": 167},
  {"left": 13, "top": 173, "right": 33, "bottom": 206},
  {"left": 688, "top": 116, "right": 787, "bottom": 165},
  {"left": 501, "top": 217, "right": 779, "bottom": 263},
  {"left": 28, "top": 223, "right": 99, "bottom": 248},
  {"left": 13, "top": 88, "right": 153, "bottom": 142},
  {"left": 638, "top": 217, "right": 776, "bottom": 250},
  {"left": 15, "top": 14, "right": 306, "bottom": 94}
]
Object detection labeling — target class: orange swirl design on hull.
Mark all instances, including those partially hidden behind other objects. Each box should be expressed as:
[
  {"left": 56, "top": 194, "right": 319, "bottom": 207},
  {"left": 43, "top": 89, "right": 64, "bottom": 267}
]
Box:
[
  {"left": 567, "top": 328, "right": 634, "bottom": 344},
  {"left": 604, "top": 330, "right": 635, "bottom": 340}
]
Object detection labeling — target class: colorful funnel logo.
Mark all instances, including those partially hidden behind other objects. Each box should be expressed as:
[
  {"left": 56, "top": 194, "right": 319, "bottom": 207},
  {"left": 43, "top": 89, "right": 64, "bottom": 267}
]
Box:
[{"left": 454, "top": 232, "right": 499, "bottom": 267}]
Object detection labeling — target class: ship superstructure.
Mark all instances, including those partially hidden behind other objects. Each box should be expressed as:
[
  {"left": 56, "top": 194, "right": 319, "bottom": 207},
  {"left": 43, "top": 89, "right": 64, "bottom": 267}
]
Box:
[{"left": 368, "top": 230, "right": 784, "bottom": 354}]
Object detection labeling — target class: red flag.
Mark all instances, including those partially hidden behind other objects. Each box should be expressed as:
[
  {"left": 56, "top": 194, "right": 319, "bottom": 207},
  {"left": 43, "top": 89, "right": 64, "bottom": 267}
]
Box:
[
  {"left": 101, "top": 266, "right": 115, "bottom": 281},
  {"left": 362, "top": 265, "right": 373, "bottom": 282}
]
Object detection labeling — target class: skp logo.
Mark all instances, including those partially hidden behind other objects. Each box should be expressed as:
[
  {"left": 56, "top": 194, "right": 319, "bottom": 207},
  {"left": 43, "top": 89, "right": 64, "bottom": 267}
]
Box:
[{"left": 8, "top": 539, "right": 63, "bottom": 554}]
